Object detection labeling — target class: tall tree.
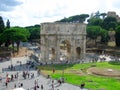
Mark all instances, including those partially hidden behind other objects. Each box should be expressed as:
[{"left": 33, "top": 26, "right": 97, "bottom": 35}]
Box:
[
  {"left": 12, "top": 27, "right": 30, "bottom": 52},
  {"left": 87, "top": 26, "right": 101, "bottom": 45},
  {"left": 100, "top": 13, "right": 107, "bottom": 19},
  {"left": 102, "top": 16, "right": 117, "bottom": 30},
  {"left": 0, "top": 16, "right": 5, "bottom": 33},
  {"left": 115, "top": 26, "right": 120, "bottom": 46},
  {"left": 56, "top": 14, "right": 89, "bottom": 23},
  {"left": 100, "top": 29, "right": 109, "bottom": 44},
  {"left": 5, "top": 19, "right": 11, "bottom": 47},
  {"left": 1, "top": 27, "right": 30, "bottom": 53},
  {"left": 88, "top": 18, "right": 103, "bottom": 26},
  {"left": 25, "top": 24, "right": 40, "bottom": 41},
  {"left": 78, "top": 14, "right": 89, "bottom": 23},
  {"left": 0, "top": 16, "right": 5, "bottom": 46},
  {"left": 6, "top": 19, "right": 10, "bottom": 28},
  {"left": 94, "top": 11, "right": 100, "bottom": 18}
]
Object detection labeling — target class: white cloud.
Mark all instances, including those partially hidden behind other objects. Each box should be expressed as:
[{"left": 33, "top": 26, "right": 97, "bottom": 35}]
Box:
[{"left": 1, "top": 0, "right": 120, "bottom": 26}]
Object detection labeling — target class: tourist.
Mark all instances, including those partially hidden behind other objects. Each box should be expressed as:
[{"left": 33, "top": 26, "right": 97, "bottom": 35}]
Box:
[
  {"left": 11, "top": 74, "right": 14, "bottom": 81},
  {"left": 52, "top": 83, "right": 54, "bottom": 90},
  {"left": 20, "top": 61, "right": 22, "bottom": 66},
  {"left": 2, "top": 68, "right": 4, "bottom": 73},
  {"left": 37, "top": 69, "right": 41, "bottom": 76},
  {"left": 6, "top": 72, "right": 8, "bottom": 77},
  {"left": 14, "top": 84, "right": 16, "bottom": 88},
  {"left": 18, "top": 82, "right": 21, "bottom": 87},
  {"left": 58, "top": 79, "right": 62, "bottom": 85},
  {"left": 5, "top": 82, "right": 8, "bottom": 87},
  {"left": 21, "top": 83, "right": 23, "bottom": 87},
  {"left": 41, "top": 84, "right": 43, "bottom": 90},
  {"left": 53, "top": 68, "right": 55, "bottom": 74},
  {"left": 16, "top": 72, "right": 19, "bottom": 79},
  {"left": 52, "top": 79, "right": 54, "bottom": 84},
  {"left": 31, "top": 73, "right": 34, "bottom": 78},
  {"left": 34, "top": 86, "right": 37, "bottom": 90},
  {"left": 0, "top": 76, "right": 2, "bottom": 83},
  {"left": 27, "top": 72, "right": 30, "bottom": 78},
  {"left": 80, "top": 83, "right": 85, "bottom": 89},
  {"left": 34, "top": 80, "right": 37, "bottom": 86}
]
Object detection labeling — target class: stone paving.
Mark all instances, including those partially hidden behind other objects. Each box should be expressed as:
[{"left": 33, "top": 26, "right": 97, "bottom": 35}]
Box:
[{"left": 0, "top": 57, "right": 87, "bottom": 90}]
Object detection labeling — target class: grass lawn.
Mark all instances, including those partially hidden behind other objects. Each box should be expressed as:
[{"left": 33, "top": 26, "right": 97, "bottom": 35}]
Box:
[{"left": 38, "top": 62, "right": 120, "bottom": 90}]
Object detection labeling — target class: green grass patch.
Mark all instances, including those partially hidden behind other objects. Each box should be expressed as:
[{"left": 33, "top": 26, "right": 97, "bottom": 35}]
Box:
[{"left": 38, "top": 62, "right": 120, "bottom": 90}]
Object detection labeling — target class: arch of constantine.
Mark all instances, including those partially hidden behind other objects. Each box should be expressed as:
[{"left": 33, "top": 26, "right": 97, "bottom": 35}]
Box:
[{"left": 40, "top": 22, "right": 86, "bottom": 63}]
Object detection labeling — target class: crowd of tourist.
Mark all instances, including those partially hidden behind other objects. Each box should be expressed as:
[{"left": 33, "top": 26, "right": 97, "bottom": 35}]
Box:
[{"left": 0, "top": 58, "right": 65, "bottom": 90}]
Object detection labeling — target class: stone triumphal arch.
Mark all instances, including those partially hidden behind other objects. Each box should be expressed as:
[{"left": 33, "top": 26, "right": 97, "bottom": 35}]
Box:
[{"left": 40, "top": 23, "right": 86, "bottom": 63}]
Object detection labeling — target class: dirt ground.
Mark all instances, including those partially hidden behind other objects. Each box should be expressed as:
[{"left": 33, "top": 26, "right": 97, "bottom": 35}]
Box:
[
  {"left": 87, "top": 67, "right": 120, "bottom": 77},
  {"left": 12, "top": 47, "right": 33, "bottom": 57}
]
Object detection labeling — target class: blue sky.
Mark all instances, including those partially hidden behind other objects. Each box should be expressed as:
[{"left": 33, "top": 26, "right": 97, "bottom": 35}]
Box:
[{"left": 0, "top": 0, "right": 120, "bottom": 27}]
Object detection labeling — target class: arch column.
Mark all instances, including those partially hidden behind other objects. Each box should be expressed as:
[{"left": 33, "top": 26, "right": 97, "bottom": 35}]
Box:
[
  {"left": 56, "top": 38, "right": 61, "bottom": 61},
  {"left": 72, "top": 39, "right": 76, "bottom": 61},
  {"left": 45, "top": 36, "right": 49, "bottom": 61},
  {"left": 83, "top": 35, "right": 86, "bottom": 59},
  {"left": 40, "top": 35, "right": 46, "bottom": 61}
]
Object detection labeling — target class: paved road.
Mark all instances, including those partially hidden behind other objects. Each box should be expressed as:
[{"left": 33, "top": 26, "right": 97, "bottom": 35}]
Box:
[{"left": 0, "top": 57, "right": 87, "bottom": 90}]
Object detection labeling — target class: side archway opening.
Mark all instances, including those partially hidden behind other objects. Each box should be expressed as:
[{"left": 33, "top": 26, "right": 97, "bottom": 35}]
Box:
[{"left": 76, "top": 47, "right": 81, "bottom": 58}]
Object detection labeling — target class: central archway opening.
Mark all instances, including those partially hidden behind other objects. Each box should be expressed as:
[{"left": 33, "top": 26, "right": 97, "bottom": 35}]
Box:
[
  {"left": 49, "top": 47, "right": 55, "bottom": 60},
  {"left": 59, "top": 40, "right": 71, "bottom": 61}
]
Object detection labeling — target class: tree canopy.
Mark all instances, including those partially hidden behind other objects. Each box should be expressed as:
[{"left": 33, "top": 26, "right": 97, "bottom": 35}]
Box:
[
  {"left": 25, "top": 24, "right": 40, "bottom": 41},
  {"left": 56, "top": 14, "right": 89, "bottom": 23},
  {"left": 87, "top": 11, "right": 119, "bottom": 46},
  {"left": 102, "top": 16, "right": 117, "bottom": 30},
  {"left": 0, "top": 27, "right": 30, "bottom": 52},
  {"left": 115, "top": 25, "right": 120, "bottom": 46},
  {"left": 88, "top": 18, "right": 103, "bottom": 26},
  {"left": 0, "top": 16, "right": 5, "bottom": 33}
]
